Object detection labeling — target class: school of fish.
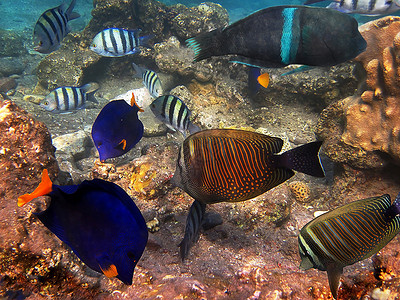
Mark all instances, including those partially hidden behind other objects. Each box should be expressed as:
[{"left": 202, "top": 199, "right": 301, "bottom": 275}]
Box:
[{"left": 20, "top": 1, "right": 400, "bottom": 298}]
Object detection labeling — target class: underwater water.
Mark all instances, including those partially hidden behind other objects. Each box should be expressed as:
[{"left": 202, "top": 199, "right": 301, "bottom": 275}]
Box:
[{"left": 2, "top": 0, "right": 400, "bottom": 299}]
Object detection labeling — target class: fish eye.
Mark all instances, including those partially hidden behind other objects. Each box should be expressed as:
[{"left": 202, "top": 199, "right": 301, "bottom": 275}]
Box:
[
  {"left": 39, "top": 41, "right": 43, "bottom": 46},
  {"left": 43, "top": 101, "right": 48, "bottom": 105},
  {"left": 127, "top": 251, "right": 136, "bottom": 261},
  {"left": 98, "top": 141, "right": 102, "bottom": 146},
  {"left": 92, "top": 43, "right": 96, "bottom": 48}
]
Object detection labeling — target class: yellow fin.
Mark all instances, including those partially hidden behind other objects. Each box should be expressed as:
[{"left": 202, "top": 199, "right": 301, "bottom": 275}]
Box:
[
  {"left": 130, "top": 92, "right": 144, "bottom": 112},
  {"left": 18, "top": 169, "right": 53, "bottom": 207},
  {"left": 118, "top": 139, "right": 127, "bottom": 150},
  {"left": 257, "top": 72, "right": 270, "bottom": 88},
  {"left": 100, "top": 264, "right": 118, "bottom": 278}
]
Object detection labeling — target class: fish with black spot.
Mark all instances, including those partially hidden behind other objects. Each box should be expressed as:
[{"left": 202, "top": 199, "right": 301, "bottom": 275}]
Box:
[
  {"left": 34, "top": 0, "right": 80, "bottom": 54},
  {"left": 172, "top": 129, "right": 325, "bottom": 259},
  {"left": 18, "top": 169, "right": 148, "bottom": 285},
  {"left": 90, "top": 28, "right": 151, "bottom": 57},
  {"left": 298, "top": 193, "right": 400, "bottom": 299},
  {"left": 186, "top": 5, "right": 366, "bottom": 69},
  {"left": 150, "top": 95, "right": 200, "bottom": 137},
  {"left": 40, "top": 83, "right": 98, "bottom": 113},
  {"left": 91, "top": 93, "right": 144, "bottom": 162}
]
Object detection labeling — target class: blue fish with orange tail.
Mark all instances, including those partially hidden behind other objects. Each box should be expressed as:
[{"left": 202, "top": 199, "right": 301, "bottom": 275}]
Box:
[
  {"left": 92, "top": 93, "right": 144, "bottom": 162},
  {"left": 18, "top": 169, "right": 148, "bottom": 285},
  {"left": 298, "top": 193, "right": 400, "bottom": 299},
  {"left": 172, "top": 129, "right": 325, "bottom": 259}
]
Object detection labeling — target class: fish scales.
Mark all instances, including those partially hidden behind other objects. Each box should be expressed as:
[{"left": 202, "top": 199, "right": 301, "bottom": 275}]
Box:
[{"left": 305, "top": 0, "right": 400, "bottom": 15}]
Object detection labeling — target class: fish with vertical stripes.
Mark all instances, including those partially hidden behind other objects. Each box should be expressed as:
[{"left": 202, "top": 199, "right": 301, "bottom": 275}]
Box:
[
  {"left": 132, "top": 62, "right": 163, "bottom": 98},
  {"left": 304, "top": 0, "right": 400, "bottom": 16},
  {"left": 298, "top": 193, "right": 400, "bottom": 299},
  {"left": 172, "top": 129, "right": 325, "bottom": 259},
  {"left": 90, "top": 28, "right": 151, "bottom": 57},
  {"left": 34, "top": 0, "right": 80, "bottom": 54},
  {"left": 40, "top": 83, "right": 98, "bottom": 113},
  {"left": 186, "top": 5, "right": 366, "bottom": 68},
  {"left": 150, "top": 95, "right": 200, "bottom": 137}
]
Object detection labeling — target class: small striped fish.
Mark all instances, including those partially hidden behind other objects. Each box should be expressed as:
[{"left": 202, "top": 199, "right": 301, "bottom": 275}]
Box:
[
  {"left": 298, "top": 193, "right": 400, "bottom": 299},
  {"left": 173, "top": 129, "right": 325, "bottom": 259},
  {"left": 90, "top": 28, "right": 150, "bottom": 57},
  {"left": 150, "top": 95, "right": 200, "bottom": 137},
  {"left": 40, "top": 83, "right": 98, "bottom": 113},
  {"left": 304, "top": 0, "right": 400, "bottom": 15},
  {"left": 34, "top": 0, "right": 80, "bottom": 54},
  {"left": 132, "top": 62, "right": 163, "bottom": 98}
]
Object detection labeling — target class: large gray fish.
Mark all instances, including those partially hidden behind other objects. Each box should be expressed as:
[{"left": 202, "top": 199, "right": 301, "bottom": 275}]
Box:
[
  {"left": 298, "top": 193, "right": 400, "bottom": 299},
  {"left": 150, "top": 95, "right": 200, "bottom": 137},
  {"left": 34, "top": 0, "right": 80, "bottom": 54},
  {"left": 40, "top": 83, "right": 98, "bottom": 113},
  {"left": 186, "top": 5, "right": 366, "bottom": 68},
  {"left": 304, "top": 0, "right": 400, "bottom": 15},
  {"left": 132, "top": 62, "right": 163, "bottom": 98},
  {"left": 90, "top": 28, "right": 150, "bottom": 57}
]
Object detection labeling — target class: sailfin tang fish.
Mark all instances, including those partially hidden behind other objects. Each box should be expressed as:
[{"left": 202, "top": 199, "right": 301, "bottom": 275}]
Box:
[
  {"left": 40, "top": 83, "right": 98, "bottom": 113},
  {"left": 179, "top": 200, "right": 206, "bottom": 261},
  {"left": 298, "top": 193, "right": 400, "bottom": 299},
  {"left": 34, "top": 0, "right": 80, "bottom": 54},
  {"left": 90, "top": 28, "right": 151, "bottom": 57},
  {"left": 304, "top": 0, "right": 400, "bottom": 15},
  {"left": 150, "top": 95, "right": 200, "bottom": 137},
  {"left": 186, "top": 5, "right": 366, "bottom": 68},
  {"left": 172, "top": 129, "right": 324, "bottom": 205},
  {"left": 18, "top": 169, "right": 148, "bottom": 285},
  {"left": 92, "top": 94, "right": 144, "bottom": 161},
  {"left": 132, "top": 62, "right": 163, "bottom": 98}
]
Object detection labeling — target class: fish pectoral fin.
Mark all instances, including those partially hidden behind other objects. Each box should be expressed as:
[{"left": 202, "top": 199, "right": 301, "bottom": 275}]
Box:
[
  {"left": 116, "top": 139, "right": 127, "bottom": 151},
  {"left": 98, "top": 257, "right": 119, "bottom": 278},
  {"left": 257, "top": 72, "right": 270, "bottom": 88},
  {"left": 18, "top": 169, "right": 53, "bottom": 207},
  {"left": 326, "top": 263, "right": 343, "bottom": 300}
]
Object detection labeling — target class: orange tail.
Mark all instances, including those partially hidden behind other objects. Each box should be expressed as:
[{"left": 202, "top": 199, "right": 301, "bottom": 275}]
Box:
[{"left": 18, "top": 169, "right": 53, "bottom": 207}]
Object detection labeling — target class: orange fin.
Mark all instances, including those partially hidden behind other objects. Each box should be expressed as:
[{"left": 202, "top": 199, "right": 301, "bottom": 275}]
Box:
[
  {"left": 257, "top": 72, "right": 270, "bottom": 89},
  {"left": 130, "top": 92, "right": 144, "bottom": 112},
  {"left": 18, "top": 169, "right": 53, "bottom": 207},
  {"left": 118, "top": 139, "right": 127, "bottom": 151},
  {"left": 100, "top": 264, "right": 118, "bottom": 278}
]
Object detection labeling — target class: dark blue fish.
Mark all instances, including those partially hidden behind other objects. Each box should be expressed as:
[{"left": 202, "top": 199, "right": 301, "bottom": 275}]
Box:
[
  {"left": 34, "top": 0, "right": 80, "bottom": 54},
  {"left": 299, "top": 193, "right": 400, "bottom": 299},
  {"left": 18, "top": 169, "right": 148, "bottom": 285},
  {"left": 92, "top": 94, "right": 144, "bottom": 162},
  {"left": 186, "top": 5, "right": 366, "bottom": 68}
]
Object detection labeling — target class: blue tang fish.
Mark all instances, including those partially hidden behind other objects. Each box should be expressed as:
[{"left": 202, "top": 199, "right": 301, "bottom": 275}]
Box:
[
  {"left": 92, "top": 93, "right": 144, "bottom": 162},
  {"left": 18, "top": 169, "right": 148, "bottom": 285}
]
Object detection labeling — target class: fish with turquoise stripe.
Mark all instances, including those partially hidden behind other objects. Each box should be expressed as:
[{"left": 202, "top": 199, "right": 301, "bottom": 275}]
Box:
[
  {"left": 186, "top": 5, "right": 366, "bottom": 69},
  {"left": 298, "top": 193, "right": 400, "bottom": 299},
  {"left": 172, "top": 129, "right": 325, "bottom": 259}
]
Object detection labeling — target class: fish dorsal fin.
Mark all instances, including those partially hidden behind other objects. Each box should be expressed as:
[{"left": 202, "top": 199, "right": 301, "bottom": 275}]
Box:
[
  {"left": 326, "top": 263, "right": 343, "bottom": 300},
  {"left": 18, "top": 169, "right": 53, "bottom": 207},
  {"left": 130, "top": 93, "right": 144, "bottom": 112},
  {"left": 97, "top": 255, "right": 119, "bottom": 278}
]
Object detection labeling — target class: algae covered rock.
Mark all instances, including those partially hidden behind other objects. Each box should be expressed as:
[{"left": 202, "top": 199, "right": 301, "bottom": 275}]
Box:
[{"left": 0, "top": 29, "right": 27, "bottom": 57}]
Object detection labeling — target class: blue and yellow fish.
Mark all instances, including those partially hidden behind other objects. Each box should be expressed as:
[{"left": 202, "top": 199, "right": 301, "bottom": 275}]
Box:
[
  {"left": 18, "top": 169, "right": 148, "bottom": 285},
  {"left": 298, "top": 193, "right": 400, "bottom": 299}
]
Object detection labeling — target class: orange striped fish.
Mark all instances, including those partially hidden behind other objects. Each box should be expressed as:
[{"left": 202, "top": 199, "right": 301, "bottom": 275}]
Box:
[
  {"left": 299, "top": 193, "right": 400, "bottom": 299},
  {"left": 172, "top": 129, "right": 325, "bottom": 259}
]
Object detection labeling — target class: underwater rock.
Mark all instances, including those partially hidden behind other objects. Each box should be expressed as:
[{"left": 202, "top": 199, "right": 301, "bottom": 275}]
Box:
[
  {"left": 0, "top": 77, "right": 17, "bottom": 94},
  {"left": 0, "top": 57, "right": 25, "bottom": 77},
  {"left": 0, "top": 29, "right": 27, "bottom": 57}
]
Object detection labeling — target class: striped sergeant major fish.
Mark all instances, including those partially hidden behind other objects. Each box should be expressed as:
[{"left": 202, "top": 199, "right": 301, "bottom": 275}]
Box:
[
  {"left": 90, "top": 28, "right": 151, "bottom": 57},
  {"left": 34, "top": 0, "right": 80, "bottom": 54},
  {"left": 132, "top": 62, "right": 163, "bottom": 98},
  {"left": 298, "top": 193, "right": 400, "bottom": 299},
  {"left": 304, "top": 0, "right": 400, "bottom": 16},
  {"left": 172, "top": 129, "right": 325, "bottom": 259},
  {"left": 40, "top": 83, "right": 98, "bottom": 113},
  {"left": 186, "top": 6, "right": 366, "bottom": 69},
  {"left": 150, "top": 95, "right": 200, "bottom": 137}
]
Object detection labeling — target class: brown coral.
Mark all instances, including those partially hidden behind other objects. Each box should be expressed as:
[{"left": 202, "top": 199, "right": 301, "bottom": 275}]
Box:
[{"left": 288, "top": 181, "right": 311, "bottom": 203}]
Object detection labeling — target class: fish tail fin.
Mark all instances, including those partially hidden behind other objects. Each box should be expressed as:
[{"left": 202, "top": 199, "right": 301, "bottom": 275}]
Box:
[
  {"left": 179, "top": 200, "right": 206, "bottom": 261},
  {"left": 18, "top": 169, "right": 53, "bottom": 207},
  {"left": 138, "top": 34, "right": 153, "bottom": 49},
  {"left": 66, "top": 0, "right": 80, "bottom": 20},
  {"left": 188, "top": 123, "right": 201, "bottom": 135},
  {"left": 277, "top": 141, "right": 325, "bottom": 178},
  {"left": 386, "top": 192, "right": 400, "bottom": 219},
  {"left": 186, "top": 29, "right": 225, "bottom": 62},
  {"left": 132, "top": 62, "right": 143, "bottom": 78},
  {"left": 81, "top": 83, "right": 99, "bottom": 103}
]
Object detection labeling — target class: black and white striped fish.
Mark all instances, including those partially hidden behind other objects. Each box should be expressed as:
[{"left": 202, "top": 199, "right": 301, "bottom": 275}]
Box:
[
  {"left": 132, "top": 62, "right": 163, "bottom": 98},
  {"left": 40, "top": 83, "right": 98, "bottom": 113},
  {"left": 304, "top": 0, "right": 400, "bottom": 15},
  {"left": 298, "top": 193, "right": 400, "bottom": 299},
  {"left": 150, "top": 95, "right": 200, "bottom": 137},
  {"left": 34, "top": 0, "right": 80, "bottom": 54},
  {"left": 90, "top": 28, "right": 150, "bottom": 57}
]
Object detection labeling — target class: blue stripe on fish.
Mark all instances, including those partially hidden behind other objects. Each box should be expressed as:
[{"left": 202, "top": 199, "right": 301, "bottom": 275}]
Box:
[{"left": 280, "top": 8, "right": 298, "bottom": 65}]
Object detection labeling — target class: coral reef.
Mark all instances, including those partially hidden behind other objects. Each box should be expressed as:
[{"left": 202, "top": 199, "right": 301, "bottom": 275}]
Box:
[{"left": 288, "top": 181, "right": 311, "bottom": 203}]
